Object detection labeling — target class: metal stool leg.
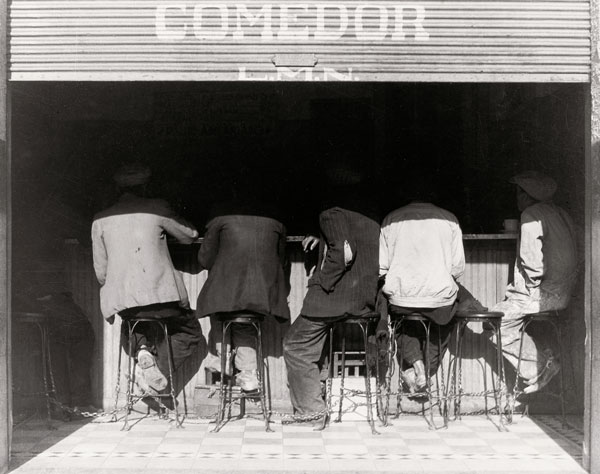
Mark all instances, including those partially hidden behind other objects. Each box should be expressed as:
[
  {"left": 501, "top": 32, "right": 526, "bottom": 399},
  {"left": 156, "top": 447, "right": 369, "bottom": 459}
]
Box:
[
  {"left": 336, "top": 323, "right": 347, "bottom": 423},
  {"left": 395, "top": 319, "right": 405, "bottom": 419},
  {"left": 161, "top": 322, "right": 182, "bottom": 428},
  {"left": 493, "top": 321, "right": 507, "bottom": 431},
  {"left": 212, "top": 320, "right": 229, "bottom": 432},
  {"left": 383, "top": 318, "right": 395, "bottom": 426},
  {"left": 255, "top": 321, "right": 273, "bottom": 432},
  {"left": 37, "top": 322, "right": 54, "bottom": 427},
  {"left": 122, "top": 320, "right": 138, "bottom": 431},
  {"left": 360, "top": 320, "right": 379, "bottom": 435}
]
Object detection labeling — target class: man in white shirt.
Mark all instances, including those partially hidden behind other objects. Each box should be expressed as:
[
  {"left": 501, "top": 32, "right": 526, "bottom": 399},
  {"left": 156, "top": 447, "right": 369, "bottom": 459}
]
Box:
[
  {"left": 491, "top": 171, "right": 578, "bottom": 394},
  {"left": 380, "top": 189, "right": 465, "bottom": 393}
]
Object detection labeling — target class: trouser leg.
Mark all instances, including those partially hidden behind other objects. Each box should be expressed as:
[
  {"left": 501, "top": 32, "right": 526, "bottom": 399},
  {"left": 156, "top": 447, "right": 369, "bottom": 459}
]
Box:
[
  {"left": 397, "top": 322, "right": 423, "bottom": 369},
  {"left": 232, "top": 324, "right": 257, "bottom": 372},
  {"left": 210, "top": 313, "right": 258, "bottom": 372},
  {"left": 425, "top": 322, "right": 453, "bottom": 376},
  {"left": 492, "top": 300, "right": 543, "bottom": 381},
  {"left": 283, "top": 315, "right": 337, "bottom": 415},
  {"left": 158, "top": 312, "right": 202, "bottom": 376}
]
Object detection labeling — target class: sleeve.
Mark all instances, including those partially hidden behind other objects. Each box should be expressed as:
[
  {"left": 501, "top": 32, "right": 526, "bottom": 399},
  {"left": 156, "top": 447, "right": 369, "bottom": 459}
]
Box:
[
  {"left": 159, "top": 200, "right": 199, "bottom": 244},
  {"left": 278, "top": 223, "right": 288, "bottom": 268},
  {"left": 197, "top": 219, "right": 221, "bottom": 271},
  {"left": 519, "top": 210, "right": 544, "bottom": 289},
  {"left": 318, "top": 208, "right": 354, "bottom": 292},
  {"left": 91, "top": 219, "right": 107, "bottom": 286},
  {"left": 379, "top": 226, "right": 390, "bottom": 277},
  {"left": 451, "top": 220, "right": 466, "bottom": 280}
]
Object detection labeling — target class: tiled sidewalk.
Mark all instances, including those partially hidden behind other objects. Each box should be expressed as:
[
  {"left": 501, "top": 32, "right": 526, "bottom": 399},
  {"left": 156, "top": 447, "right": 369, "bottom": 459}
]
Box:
[{"left": 10, "top": 412, "right": 585, "bottom": 473}]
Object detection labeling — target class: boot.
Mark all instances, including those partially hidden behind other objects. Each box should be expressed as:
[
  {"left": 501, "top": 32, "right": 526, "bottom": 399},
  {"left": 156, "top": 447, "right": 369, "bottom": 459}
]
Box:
[{"left": 413, "top": 360, "right": 427, "bottom": 391}]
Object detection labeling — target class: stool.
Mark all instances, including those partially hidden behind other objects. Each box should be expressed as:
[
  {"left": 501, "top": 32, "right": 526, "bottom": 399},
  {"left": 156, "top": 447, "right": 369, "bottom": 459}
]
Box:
[
  {"left": 13, "top": 312, "right": 57, "bottom": 426},
  {"left": 509, "top": 310, "right": 566, "bottom": 426},
  {"left": 383, "top": 311, "right": 447, "bottom": 430},
  {"left": 323, "top": 312, "right": 381, "bottom": 435},
  {"left": 114, "top": 318, "right": 180, "bottom": 431},
  {"left": 447, "top": 311, "right": 507, "bottom": 431},
  {"left": 212, "top": 313, "right": 271, "bottom": 433}
]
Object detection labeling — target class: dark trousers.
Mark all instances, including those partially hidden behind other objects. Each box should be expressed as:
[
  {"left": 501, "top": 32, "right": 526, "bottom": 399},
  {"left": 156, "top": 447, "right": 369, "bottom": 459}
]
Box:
[
  {"left": 283, "top": 314, "right": 345, "bottom": 415},
  {"left": 120, "top": 303, "right": 202, "bottom": 379},
  {"left": 390, "top": 303, "right": 456, "bottom": 375}
]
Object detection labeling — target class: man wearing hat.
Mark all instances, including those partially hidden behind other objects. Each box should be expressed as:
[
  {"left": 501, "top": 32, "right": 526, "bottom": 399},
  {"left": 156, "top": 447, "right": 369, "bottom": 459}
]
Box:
[
  {"left": 491, "top": 170, "right": 578, "bottom": 394},
  {"left": 91, "top": 163, "right": 202, "bottom": 397},
  {"left": 283, "top": 161, "right": 381, "bottom": 421}
]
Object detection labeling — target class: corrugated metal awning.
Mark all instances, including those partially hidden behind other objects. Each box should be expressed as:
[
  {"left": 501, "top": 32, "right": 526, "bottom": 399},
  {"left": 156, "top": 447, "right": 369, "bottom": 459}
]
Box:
[{"left": 9, "top": 0, "right": 591, "bottom": 82}]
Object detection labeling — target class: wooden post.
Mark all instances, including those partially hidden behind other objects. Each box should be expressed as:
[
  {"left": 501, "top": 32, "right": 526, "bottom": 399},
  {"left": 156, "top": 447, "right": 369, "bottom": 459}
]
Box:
[
  {"left": 586, "top": 0, "right": 600, "bottom": 468},
  {"left": 0, "top": 0, "right": 10, "bottom": 472}
]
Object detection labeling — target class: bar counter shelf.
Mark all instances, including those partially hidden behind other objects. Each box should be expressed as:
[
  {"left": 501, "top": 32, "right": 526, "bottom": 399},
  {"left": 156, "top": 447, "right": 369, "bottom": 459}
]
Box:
[{"left": 185, "top": 233, "right": 518, "bottom": 244}]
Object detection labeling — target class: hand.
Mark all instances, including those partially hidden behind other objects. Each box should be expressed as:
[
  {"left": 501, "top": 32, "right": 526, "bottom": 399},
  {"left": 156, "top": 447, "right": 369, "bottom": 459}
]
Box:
[{"left": 302, "top": 235, "right": 320, "bottom": 252}]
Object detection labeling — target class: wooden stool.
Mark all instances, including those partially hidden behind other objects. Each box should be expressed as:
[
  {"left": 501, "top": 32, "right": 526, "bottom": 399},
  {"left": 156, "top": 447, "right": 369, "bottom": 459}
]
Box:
[
  {"left": 447, "top": 311, "right": 507, "bottom": 431},
  {"left": 383, "top": 311, "right": 447, "bottom": 430},
  {"left": 13, "top": 312, "right": 57, "bottom": 426},
  {"left": 323, "top": 312, "right": 381, "bottom": 435},
  {"left": 212, "top": 313, "right": 271, "bottom": 433},
  {"left": 114, "top": 317, "right": 180, "bottom": 431},
  {"left": 510, "top": 310, "right": 566, "bottom": 426}
]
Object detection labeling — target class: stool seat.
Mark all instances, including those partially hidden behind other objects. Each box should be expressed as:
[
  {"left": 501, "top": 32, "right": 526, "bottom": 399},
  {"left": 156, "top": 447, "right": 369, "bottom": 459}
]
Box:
[
  {"left": 212, "top": 314, "right": 271, "bottom": 433},
  {"left": 343, "top": 312, "right": 380, "bottom": 324},
  {"left": 324, "top": 312, "right": 382, "bottom": 434},
  {"left": 510, "top": 309, "right": 566, "bottom": 426},
  {"left": 448, "top": 311, "right": 507, "bottom": 431},
  {"left": 523, "top": 310, "right": 560, "bottom": 319},
  {"left": 383, "top": 309, "right": 447, "bottom": 430},
  {"left": 216, "top": 314, "right": 265, "bottom": 324},
  {"left": 116, "top": 317, "right": 180, "bottom": 430},
  {"left": 455, "top": 311, "right": 504, "bottom": 321},
  {"left": 14, "top": 312, "right": 48, "bottom": 324},
  {"left": 389, "top": 312, "right": 428, "bottom": 322}
]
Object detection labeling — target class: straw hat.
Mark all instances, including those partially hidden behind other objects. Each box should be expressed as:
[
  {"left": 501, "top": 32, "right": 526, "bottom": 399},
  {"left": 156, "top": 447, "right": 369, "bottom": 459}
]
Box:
[{"left": 510, "top": 170, "right": 557, "bottom": 202}]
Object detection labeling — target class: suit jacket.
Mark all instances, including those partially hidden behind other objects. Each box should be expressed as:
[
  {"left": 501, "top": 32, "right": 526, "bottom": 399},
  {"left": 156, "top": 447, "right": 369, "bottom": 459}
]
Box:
[
  {"left": 301, "top": 207, "right": 380, "bottom": 318},
  {"left": 196, "top": 215, "right": 290, "bottom": 321},
  {"left": 91, "top": 193, "right": 199, "bottom": 320}
]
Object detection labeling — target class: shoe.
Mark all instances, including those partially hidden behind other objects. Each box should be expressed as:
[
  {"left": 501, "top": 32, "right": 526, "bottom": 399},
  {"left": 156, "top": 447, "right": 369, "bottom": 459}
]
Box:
[
  {"left": 523, "top": 355, "right": 560, "bottom": 394},
  {"left": 204, "top": 352, "right": 233, "bottom": 376},
  {"left": 235, "top": 370, "right": 259, "bottom": 392},
  {"left": 134, "top": 365, "right": 158, "bottom": 397},
  {"left": 400, "top": 368, "right": 417, "bottom": 394},
  {"left": 413, "top": 360, "right": 427, "bottom": 391},
  {"left": 137, "top": 349, "right": 167, "bottom": 391}
]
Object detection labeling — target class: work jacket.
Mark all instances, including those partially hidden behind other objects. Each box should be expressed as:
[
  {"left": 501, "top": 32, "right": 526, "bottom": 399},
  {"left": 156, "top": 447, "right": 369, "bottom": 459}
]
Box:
[{"left": 91, "top": 193, "right": 198, "bottom": 320}]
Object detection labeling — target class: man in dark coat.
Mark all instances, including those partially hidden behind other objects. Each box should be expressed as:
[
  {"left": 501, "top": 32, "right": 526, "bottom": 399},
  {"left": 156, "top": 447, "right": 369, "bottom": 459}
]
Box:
[
  {"left": 283, "top": 165, "right": 380, "bottom": 418},
  {"left": 196, "top": 197, "right": 290, "bottom": 391}
]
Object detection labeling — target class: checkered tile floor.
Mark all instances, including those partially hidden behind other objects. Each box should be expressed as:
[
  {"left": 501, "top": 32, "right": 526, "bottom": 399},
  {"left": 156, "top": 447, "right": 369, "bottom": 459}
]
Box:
[{"left": 10, "top": 412, "right": 585, "bottom": 473}]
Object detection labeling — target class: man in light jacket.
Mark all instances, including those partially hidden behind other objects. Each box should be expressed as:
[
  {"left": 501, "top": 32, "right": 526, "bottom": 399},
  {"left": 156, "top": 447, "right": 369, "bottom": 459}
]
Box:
[
  {"left": 491, "top": 171, "right": 578, "bottom": 394},
  {"left": 379, "top": 184, "right": 465, "bottom": 393},
  {"left": 92, "top": 163, "right": 202, "bottom": 396}
]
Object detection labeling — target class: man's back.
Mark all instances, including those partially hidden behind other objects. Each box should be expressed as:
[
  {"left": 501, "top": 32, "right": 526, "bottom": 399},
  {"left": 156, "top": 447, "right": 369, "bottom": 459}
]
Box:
[
  {"left": 92, "top": 193, "right": 198, "bottom": 319},
  {"left": 301, "top": 206, "right": 380, "bottom": 318},
  {"left": 379, "top": 202, "right": 465, "bottom": 309},
  {"left": 196, "top": 214, "right": 289, "bottom": 320},
  {"left": 511, "top": 202, "right": 578, "bottom": 304}
]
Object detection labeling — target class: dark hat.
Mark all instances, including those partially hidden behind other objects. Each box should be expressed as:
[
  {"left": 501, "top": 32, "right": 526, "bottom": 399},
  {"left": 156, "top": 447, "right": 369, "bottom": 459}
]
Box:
[{"left": 113, "top": 163, "right": 151, "bottom": 187}]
